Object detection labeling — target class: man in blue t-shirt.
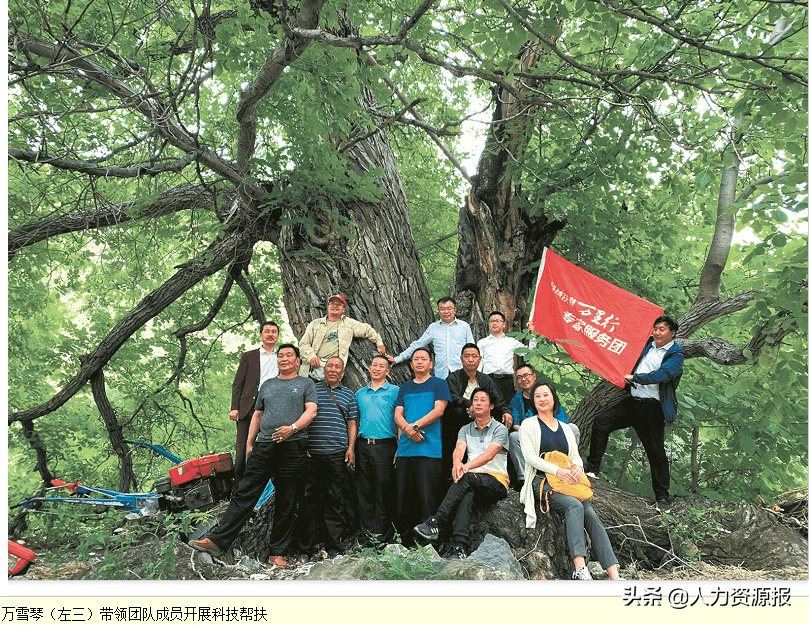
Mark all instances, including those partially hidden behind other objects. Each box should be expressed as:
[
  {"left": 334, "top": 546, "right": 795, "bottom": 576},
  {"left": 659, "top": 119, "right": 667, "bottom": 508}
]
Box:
[{"left": 393, "top": 348, "right": 450, "bottom": 544}]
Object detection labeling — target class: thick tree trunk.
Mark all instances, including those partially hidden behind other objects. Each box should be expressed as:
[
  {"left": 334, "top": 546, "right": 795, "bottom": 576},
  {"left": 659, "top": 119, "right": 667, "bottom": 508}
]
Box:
[
  {"left": 278, "top": 94, "right": 434, "bottom": 390},
  {"left": 454, "top": 42, "right": 565, "bottom": 336}
]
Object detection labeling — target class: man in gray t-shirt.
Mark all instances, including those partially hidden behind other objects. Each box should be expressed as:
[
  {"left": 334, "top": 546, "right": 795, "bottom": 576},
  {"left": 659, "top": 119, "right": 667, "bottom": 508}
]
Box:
[
  {"left": 191, "top": 344, "right": 317, "bottom": 569},
  {"left": 254, "top": 375, "right": 317, "bottom": 444}
]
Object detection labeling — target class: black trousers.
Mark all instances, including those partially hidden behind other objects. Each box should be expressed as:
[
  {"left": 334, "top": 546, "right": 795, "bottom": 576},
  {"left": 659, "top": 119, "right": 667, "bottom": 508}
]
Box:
[
  {"left": 587, "top": 396, "right": 670, "bottom": 500},
  {"left": 489, "top": 376, "right": 516, "bottom": 412},
  {"left": 297, "top": 451, "right": 348, "bottom": 553},
  {"left": 355, "top": 439, "right": 397, "bottom": 544},
  {"left": 233, "top": 416, "right": 251, "bottom": 489},
  {"left": 208, "top": 438, "right": 306, "bottom": 554},
  {"left": 442, "top": 403, "right": 470, "bottom": 480},
  {"left": 434, "top": 472, "right": 507, "bottom": 548},
  {"left": 395, "top": 456, "right": 442, "bottom": 545}
]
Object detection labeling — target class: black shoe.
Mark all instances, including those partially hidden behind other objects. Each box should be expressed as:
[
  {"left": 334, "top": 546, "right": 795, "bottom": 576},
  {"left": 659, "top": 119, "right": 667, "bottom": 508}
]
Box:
[
  {"left": 656, "top": 497, "right": 673, "bottom": 511},
  {"left": 447, "top": 544, "right": 467, "bottom": 560},
  {"left": 513, "top": 479, "right": 524, "bottom": 492},
  {"left": 326, "top": 549, "right": 341, "bottom": 559},
  {"left": 414, "top": 516, "right": 440, "bottom": 541},
  {"left": 297, "top": 553, "right": 311, "bottom": 564},
  {"left": 583, "top": 462, "right": 598, "bottom": 478}
]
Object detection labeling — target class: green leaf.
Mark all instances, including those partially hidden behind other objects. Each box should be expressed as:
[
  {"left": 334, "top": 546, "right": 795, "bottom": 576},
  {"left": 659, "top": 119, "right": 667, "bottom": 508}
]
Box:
[{"left": 694, "top": 170, "right": 712, "bottom": 190}]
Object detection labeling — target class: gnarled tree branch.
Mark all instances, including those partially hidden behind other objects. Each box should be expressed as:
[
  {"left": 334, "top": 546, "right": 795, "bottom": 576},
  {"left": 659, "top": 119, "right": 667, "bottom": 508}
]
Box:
[
  {"left": 679, "top": 312, "right": 797, "bottom": 365},
  {"left": 236, "top": 0, "right": 326, "bottom": 173},
  {"left": 233, "top": 269, "right": 267, "bottom": 325},
  {"left": 89, "top": 368, "right": 137, "bottom": 492},
  {"left": 8, "top": 184, "right": 232, "bottom": 260},
  {"left": 9, "top": 148, "right": 199, "bottom": 179},
  {"left": 9, "top": 26, "right": 256, "bottom": 196},
  {"left": 9, "top": 228, "right": 256, "bottom": 424}
]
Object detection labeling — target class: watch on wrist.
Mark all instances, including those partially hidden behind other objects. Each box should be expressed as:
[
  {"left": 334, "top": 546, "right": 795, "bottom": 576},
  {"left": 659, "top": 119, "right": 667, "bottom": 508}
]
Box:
[{"left": 291, "top": 424, "right": 298, "bottom": 434}]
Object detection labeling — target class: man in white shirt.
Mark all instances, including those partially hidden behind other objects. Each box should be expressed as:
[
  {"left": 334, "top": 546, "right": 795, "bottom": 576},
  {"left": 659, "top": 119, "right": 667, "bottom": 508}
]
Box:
[
  {"left": 584, "top": 316, "right": 684, "bottom": 511},
  {"left": 229, "top": 320, "right": 280, "bottom": 486},
  {"left": 388, "top": 296, "right": 474, "bottom": 379},
  {"left": 477, "top": 310, "right": 523, "bottom": 402}
]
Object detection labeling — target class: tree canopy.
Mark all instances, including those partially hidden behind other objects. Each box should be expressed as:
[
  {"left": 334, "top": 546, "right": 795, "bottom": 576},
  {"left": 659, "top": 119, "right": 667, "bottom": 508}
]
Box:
[{"left": 7, "top": 0, "right": 808, "bottom": 541}]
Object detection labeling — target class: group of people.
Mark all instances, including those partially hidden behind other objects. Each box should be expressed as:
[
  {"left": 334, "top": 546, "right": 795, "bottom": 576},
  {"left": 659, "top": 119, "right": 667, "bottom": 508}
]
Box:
[{"left": 191, "top": 294, "right": 683, "bottom": 580}]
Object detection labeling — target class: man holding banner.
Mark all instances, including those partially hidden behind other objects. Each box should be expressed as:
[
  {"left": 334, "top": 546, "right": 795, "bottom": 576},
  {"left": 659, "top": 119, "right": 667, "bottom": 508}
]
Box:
[
  {"left": 584, "top": 316, "right": 683, "bottom": 511},
  {"left": 529, "top": 248, "right": 681, "bottom": 510}
]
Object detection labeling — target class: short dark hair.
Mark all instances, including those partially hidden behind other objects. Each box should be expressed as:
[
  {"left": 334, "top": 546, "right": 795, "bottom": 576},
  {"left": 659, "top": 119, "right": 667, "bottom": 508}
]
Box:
[
  {"left": 370, "top": 354, "right": 390, "bottom": 368},
  {"left": 260, "top": 320, "right": 279, "bottom": 333},
  {"left": 488, "top": 310, "right": 506, "bottom": 322},
  {"left": 654, "top": 315, "right": 678, "bottom": 335},
  {"left": 461, "top": 342, "right": 479, "bottom": 355},
  {"left": 437, "top": 296, "right": 456, "bottom": 306},
  {"left": 529, "top": 381, "right": 561, "bottom": 416},
  {"left": 516, "top": 363, "right": 535, "bottom": 374},
  {"left": 412, "top": 347, "right": 433, "bottom": 360},
  {"left": 470, "top": 387, "right": 493, "bottom": 404},
  {"left": 277, "top": 343, "right": 300, "bottom": 358}
]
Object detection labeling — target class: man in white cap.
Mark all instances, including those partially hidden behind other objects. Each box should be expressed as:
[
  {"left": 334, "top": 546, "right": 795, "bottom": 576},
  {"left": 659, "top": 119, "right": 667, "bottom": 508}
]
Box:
[{"left": 299, "top": 294, "right": 387, "bottom": 381}]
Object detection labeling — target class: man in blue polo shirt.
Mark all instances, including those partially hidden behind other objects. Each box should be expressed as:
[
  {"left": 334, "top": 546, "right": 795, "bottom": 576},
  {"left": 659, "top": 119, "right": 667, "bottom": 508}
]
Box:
[
  {"left": 297, "top": 356, "right": 358, "bottom": 559},
  {"left": 393, "top": 348, "right": 450, "bottom": 544},
  {"left": 355, "top": 355, "right": 399, "bottom": 547}
]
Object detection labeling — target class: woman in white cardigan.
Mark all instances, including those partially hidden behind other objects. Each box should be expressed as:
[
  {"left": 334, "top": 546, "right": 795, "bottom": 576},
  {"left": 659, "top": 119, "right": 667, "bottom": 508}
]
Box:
[{"left": 518, "top": 382, "right": 624, "bottom": 580}]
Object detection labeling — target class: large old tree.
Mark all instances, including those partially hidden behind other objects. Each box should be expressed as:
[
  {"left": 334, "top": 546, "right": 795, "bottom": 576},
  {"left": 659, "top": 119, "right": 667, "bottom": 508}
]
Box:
[{"left": 8, "top": 0, "right": 807, "bottom": 564}]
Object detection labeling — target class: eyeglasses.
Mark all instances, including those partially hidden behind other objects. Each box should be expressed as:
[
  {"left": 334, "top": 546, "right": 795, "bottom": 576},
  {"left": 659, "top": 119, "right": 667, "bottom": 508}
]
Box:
[{"left": 516, "top": 373, "right": 535, "bottom": 381}]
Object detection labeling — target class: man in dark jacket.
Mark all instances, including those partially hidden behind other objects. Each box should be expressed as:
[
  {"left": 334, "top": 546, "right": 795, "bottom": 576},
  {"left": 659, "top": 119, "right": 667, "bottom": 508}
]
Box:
[
  {"left": 229, "top": 320, "right": 279, "bottom": 487},
  {"left": 584, "top": 315, "right": 684, "bottom": 510}
]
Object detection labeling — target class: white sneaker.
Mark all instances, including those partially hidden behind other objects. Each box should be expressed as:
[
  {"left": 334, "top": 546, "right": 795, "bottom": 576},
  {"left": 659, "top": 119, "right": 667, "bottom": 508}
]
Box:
[{"left": 572, "top": 566, "right": 593, "bottom": 580}]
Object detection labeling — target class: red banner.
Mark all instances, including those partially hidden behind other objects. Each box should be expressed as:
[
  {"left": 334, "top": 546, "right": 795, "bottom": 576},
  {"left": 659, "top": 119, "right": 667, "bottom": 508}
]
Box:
[{"left": 529, "top": 249, "right": 663, "bottom": 387}]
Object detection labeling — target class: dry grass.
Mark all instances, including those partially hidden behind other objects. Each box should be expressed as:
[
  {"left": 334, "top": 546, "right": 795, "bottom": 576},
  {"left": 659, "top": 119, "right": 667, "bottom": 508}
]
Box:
[{"left": 629, "top": 561, "right": 807, "bottom": 581}]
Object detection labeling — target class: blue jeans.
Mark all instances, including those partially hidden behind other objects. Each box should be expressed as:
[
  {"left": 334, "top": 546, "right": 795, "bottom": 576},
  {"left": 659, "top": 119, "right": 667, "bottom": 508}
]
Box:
[{"left": 532, "top": 476, "right": 618, "bottom": 569}]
